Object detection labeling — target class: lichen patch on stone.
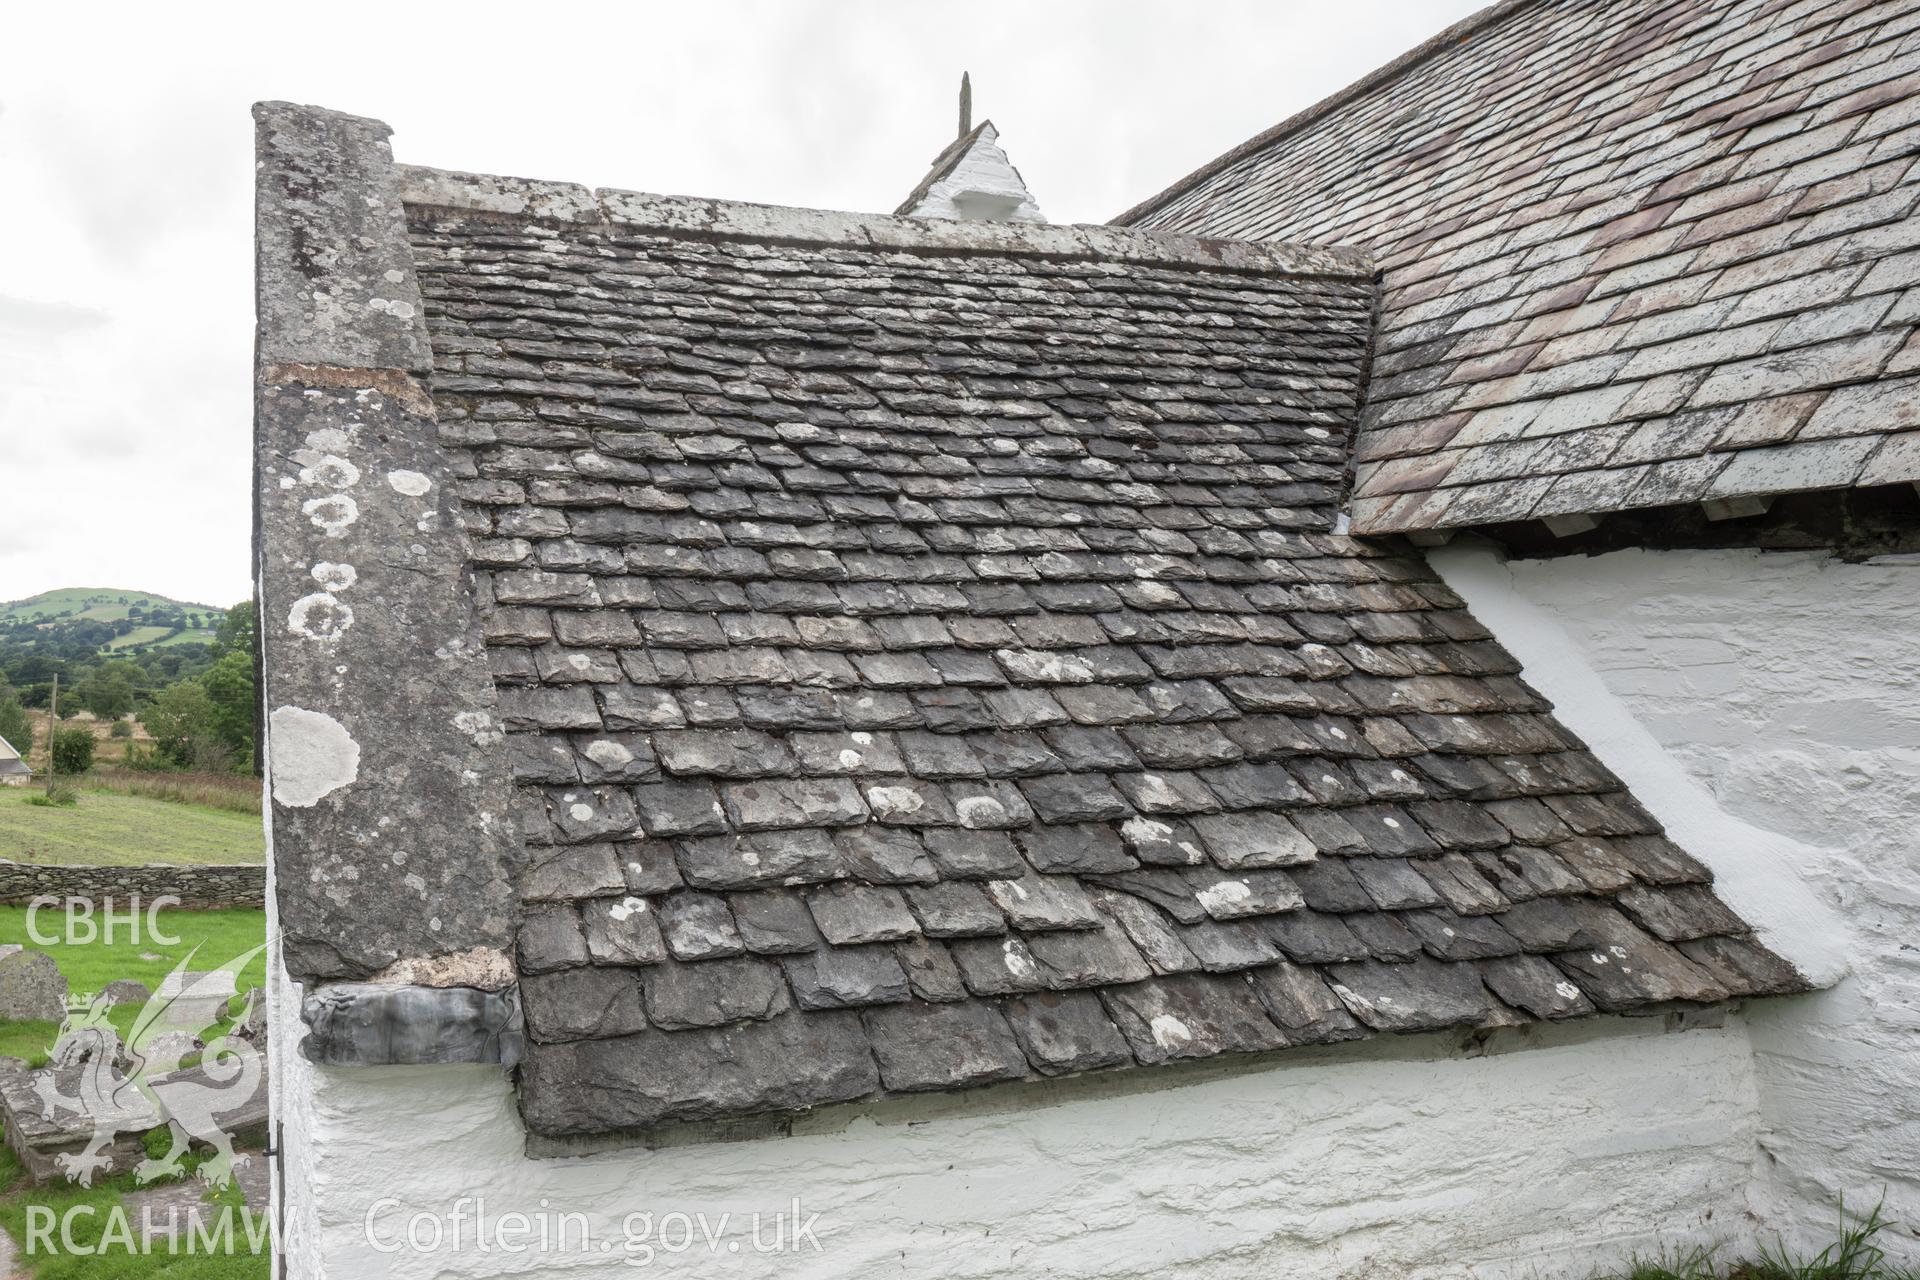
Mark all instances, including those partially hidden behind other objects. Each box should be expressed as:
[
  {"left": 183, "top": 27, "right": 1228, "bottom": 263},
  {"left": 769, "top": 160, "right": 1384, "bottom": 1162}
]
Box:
[{"left": 269, "top": 706, "right": 361, "bottom": 807}]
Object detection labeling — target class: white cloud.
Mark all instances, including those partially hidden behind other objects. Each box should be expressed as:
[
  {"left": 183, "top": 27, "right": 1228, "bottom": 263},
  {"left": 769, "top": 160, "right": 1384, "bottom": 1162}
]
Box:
[{"left": 0, "top": 0, "right": 1480, "bottom": 608}]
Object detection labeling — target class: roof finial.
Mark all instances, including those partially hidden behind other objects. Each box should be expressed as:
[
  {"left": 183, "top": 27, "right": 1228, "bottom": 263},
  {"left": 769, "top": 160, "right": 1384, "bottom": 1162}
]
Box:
[{"left": 959, "top": 71, "right": 972, "bottom": 139}]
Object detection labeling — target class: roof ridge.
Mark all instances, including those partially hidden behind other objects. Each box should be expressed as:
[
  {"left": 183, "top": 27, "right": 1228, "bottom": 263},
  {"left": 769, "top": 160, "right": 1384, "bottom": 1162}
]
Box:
[
  {"left": 1111, "top": 0, "right": 1542, "bottom": 228},
  {"left": 394, "top": 163, "right": 1372, "bottom": 281}
]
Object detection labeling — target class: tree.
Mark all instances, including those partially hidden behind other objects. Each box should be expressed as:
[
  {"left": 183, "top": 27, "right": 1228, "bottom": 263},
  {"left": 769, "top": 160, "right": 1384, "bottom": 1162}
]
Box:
[
  {"left": 140, "top": 679, "right": 218, "bottom": 769},
  {"left": 199, "top": 652, "right": 256, "bottom": 767},
  {"left": 79, "top": 661, "right": 140, "bottom": 722},
  {"left": 212, "top": 602, "right": 257, "bottom": 659},
  {"left": 51, "top": 727, "right": 95, "bottom": 775},
  {"left": 0, "top": 678, "right": 30, "bottom": 754}
]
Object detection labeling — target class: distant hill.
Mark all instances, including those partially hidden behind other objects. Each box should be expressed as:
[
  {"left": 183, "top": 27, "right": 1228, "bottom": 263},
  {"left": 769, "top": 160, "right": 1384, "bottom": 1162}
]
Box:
[{"left": 0, "top": 588, "right": 226, "bottom": 652}]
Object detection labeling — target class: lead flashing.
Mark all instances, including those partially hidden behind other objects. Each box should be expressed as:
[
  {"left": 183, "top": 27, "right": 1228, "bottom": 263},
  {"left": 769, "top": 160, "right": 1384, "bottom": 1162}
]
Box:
[{"left": 300, "top": 982, "right": 524, "bottom": 1068}]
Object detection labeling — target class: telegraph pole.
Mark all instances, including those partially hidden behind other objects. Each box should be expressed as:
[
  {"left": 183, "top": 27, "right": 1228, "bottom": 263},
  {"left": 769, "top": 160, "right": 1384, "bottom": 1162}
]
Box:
[{"left": 44, "top": 673, "right": 58, "bottom": 794}]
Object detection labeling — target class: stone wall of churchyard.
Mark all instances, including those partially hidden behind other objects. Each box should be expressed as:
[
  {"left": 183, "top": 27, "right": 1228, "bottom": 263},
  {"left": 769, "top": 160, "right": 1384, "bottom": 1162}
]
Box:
[
  {"left": 0, "top": 860, "right": 265, "bottom": 909},
  {"left": 1435, "top": 544, "right": 1920, "bottom": 1261}
]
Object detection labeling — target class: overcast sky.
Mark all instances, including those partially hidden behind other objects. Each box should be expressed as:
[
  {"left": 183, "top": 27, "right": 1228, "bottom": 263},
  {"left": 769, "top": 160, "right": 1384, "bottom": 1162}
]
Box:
[{"left": 0, "top": 0, "right": 1480, "bottom": 610}]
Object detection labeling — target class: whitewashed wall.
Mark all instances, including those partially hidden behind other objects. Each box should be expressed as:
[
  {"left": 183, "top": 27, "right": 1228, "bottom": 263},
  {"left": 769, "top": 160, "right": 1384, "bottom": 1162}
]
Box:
[
  {"left": 271, "top": 1002, "right": 1767, "bottom": 1279},
  {"left": 1434, "top": 545, "right": 1920, "bottom": 1260}
]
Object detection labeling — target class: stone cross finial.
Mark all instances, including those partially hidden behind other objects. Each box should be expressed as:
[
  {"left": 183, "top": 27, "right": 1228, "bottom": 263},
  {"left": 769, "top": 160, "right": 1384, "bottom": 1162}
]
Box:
[{"left": 959, "top": 71, "right": 972, "bottom": 139}]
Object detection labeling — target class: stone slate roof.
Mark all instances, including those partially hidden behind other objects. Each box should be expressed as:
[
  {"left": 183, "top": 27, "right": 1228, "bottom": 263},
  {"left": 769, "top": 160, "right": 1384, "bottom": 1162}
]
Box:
[
  {"left": 370, "top": 167, "right": 1804, "bottom": 1142},
  {"left": 1119, "top": 0, "right": 1920, "bottom": 535}
]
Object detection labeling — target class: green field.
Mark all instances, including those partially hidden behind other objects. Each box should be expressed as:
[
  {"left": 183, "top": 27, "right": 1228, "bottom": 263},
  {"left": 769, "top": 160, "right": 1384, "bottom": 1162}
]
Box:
[
  {"left": 0, "top": 589, "right": 224, "bottom": 652},
  {"left": 105, "top": 626, "right": 214, "bottom": 651},
  {"left": 0, "top": 790, "right": 263, "bottom": 866},
  {"left": 0, "top": 906, "right": 268, "bottom": 1065},
  {"left": 0, "top": 589, "right": 223, "bottom": 627}
]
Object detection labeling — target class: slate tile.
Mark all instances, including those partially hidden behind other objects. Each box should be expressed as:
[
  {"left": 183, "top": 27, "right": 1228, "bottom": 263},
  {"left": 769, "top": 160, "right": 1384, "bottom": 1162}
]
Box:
[
  {"left": 617, "top": 842, "right": 685, "bottom": 895},
  {"left": 1024, "top": 921, "right": 1154, "bottom": 987},
  {"left": 1179, "top": 919, "right": 1284, "bottom": 972},
  {"left": 862, "top": 780, "right": 960, "bottom": 826},
  {"left": 1004, "top": 991, "right": 1135, "bottom": 1075},
  {"left": 1118, "top": 815, "right": 1208, "bottom": 867},
  {"left": 922, "top": 828, "right": 1027, "bottom": 879},
  {"left": 523, "top": 843, "right": 626, "bottom": 903},
  {"left": 1199, "top": 763, "right": 1311, "bottom": 809},
  {"left": 863, "top": 1000, "right": 1029, "bottom": 1091},
  {"left": 1326, "top": 957, "right": 1495, "bottom": 1033},
  {"left": 655, "top": 891, "right": 745, "bottom": 960},
  {"left": 1017, "top": 823, "right": 1139, "bottom": 874},
  {"left": 1042, "top": 726, "right": 1141, "bottom": 771},
  {"left": 517, "top": 1013, "right": 878, "bottom": 1136},
  {"left": 1347, "top": 857, "right": 1448, "bottom": 910},
  {"left": 1551, "top": 913, "right": 1731, "bottom": 1010},
  {"left": 902, "top": 881, "right": 1007, "bottom": 937},
  {"left": 1190, "top": 811, "right": 1317, "bottom": 868},
  {"left": 643, "top": 956, "right": 791, "bottom": 1029},
  {"left": 1344, "top": 912, "right": 1425, "bottom": 963},
  {"left": 632, "top": 781, "right": 728, "bottom": 836},
  {"left": 519, "top": 904, "right": 590, "bottom": 974},
  {"left": 676, "top": 830, "right": 844, "bottom": 890},
  {"left": 1019, "top": 774, "right": 1134, "bottom": 823},
  {"left": 1264, "top": 910, "right": 1371, "bottom": 964},
  {"left": 1112, "top": 771, "right": 1223, "bottom": 816},
  {"left": 1402, "top": 908, "right": 1523, "bottom": 960},
  {"left": 1677, "top": 935, "right": 1810, "bottom": 996},
  {"left": 521, "top": 967, "right": 649, "bottom": 1042},
  {"left": 1188, "top": 868, "right": 1306, "bottom": 920},
  {"left": 544, "top": 786, "right": 642, "bottom": 843},
  {"left": 1249, "top": 961, "right": 1367, "bottom": 1044},
  {"left": 946, "top": 781, "right": 1038, "bottom": 830},
  {"left": 1480, "top": 954, "right": 1594, "bottom": 1020},
  {"left": 893, "top": 937, "right": 970, "bottom": 1002},
  {"left": 1099, "top": 973, "right": 1289, "bottom": 1064},
  {"left": 581, "top": 896, "right": 670, "bottom": 966},
  {"left": 986, "top": 873, "right": 1104, "bottom": 930},
  {"left": 835, "top": 827, "right": 940, "bottom": 884},
  {"left": 653, "top": 729, "right": 795, "bottom": 779},
  {"left": 783, "top": 945, "right": 914, "bottom": 1009},
  {"left": 807, "top": 883, "right": 921, "bottom": 944},
  {"left": 573, "top": 734, "right": 661, "bottom": 784},
  {"left": 789, "top": 730, "right": 905, "bottom": 775},
  {"left": 729, "top": 891, "right": 823, "bottom": 955},
  {"left": 946, "top": 935, "right": 1053, "bottom": 996},
  {"left": 724, "top": 778, "right": 869, "bottom": 830},
  {"left": 1289, "top": 857, "right": 1375, "bottom": 913}
]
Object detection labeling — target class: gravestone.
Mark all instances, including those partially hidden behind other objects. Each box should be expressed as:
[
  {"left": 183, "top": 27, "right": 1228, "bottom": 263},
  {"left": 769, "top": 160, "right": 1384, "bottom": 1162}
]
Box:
[
  {"left": 0, "top": 950, "right": 66, "bottom": 1022},
  {"left": 99, "top": 980, "right": 152, "bottom": 1008}
]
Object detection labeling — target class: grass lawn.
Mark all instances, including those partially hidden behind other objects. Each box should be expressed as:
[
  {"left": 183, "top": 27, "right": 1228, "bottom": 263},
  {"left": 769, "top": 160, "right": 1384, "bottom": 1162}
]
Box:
[
  {"left": 0, "top": 789, "right": 262, "bottom": 866},
  {"left": 0, "top": 1132, "right": 270, "bottom": 1277},
  {"left": 0, "top": 907, "right": 268, "bottom": 1065}
]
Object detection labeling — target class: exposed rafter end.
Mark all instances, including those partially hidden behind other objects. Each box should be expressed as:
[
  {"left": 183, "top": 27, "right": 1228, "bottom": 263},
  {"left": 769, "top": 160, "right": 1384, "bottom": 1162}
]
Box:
[
  {"left": 1406, "top": 530, "right": 1454, "bottom": 547},
  {"left": 1542, "top": 514, "right": 1600, "bottom": 537},
  {"left": 1702, "top": 494, "right": 1774, "bottom": 522}
]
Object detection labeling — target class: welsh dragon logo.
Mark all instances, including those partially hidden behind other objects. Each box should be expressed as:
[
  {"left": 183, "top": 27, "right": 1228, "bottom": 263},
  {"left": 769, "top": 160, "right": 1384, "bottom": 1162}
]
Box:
[{"left": 29, "top": 942, "right": 267, "bottom": 1188}]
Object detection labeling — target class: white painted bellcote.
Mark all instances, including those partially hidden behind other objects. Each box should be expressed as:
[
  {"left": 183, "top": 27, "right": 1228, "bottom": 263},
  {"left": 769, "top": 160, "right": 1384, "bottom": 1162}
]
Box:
[{"left": 897, "top": 76, "right": 1044, "bottom": 224}]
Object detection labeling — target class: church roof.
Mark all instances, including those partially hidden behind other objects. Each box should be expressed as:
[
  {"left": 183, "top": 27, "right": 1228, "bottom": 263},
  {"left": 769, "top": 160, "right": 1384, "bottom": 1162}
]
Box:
[
  {"left": 1121, "top": 0, "right": 1920, "bottom": 535},
  {"left": 254, "top": 102, "right": 1801, "bottom": 1148}
]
